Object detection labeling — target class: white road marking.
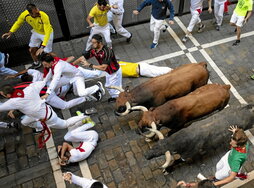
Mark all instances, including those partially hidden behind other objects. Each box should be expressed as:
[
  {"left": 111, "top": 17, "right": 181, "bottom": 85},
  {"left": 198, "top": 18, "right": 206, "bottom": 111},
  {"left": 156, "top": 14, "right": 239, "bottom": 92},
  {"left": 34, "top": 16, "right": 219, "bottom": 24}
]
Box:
[{"left": 170, "top": 17, "right": 248, "bottom": 105}]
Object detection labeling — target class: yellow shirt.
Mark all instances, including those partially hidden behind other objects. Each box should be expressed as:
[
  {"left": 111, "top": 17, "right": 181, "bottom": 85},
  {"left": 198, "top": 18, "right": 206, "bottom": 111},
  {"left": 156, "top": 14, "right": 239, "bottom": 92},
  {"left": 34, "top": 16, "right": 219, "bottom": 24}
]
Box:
[
  {"left": 235, "top": 0, "right": 253, "bottom": 17},
  {"left": 119, "top": 61, "right": 140, "bottom": 77},
  {"left": 10, "top": 10, "right": 53, "bottom": 46},
  {"left": 89, "top": 5, "right": 108, "bottom": 26}
]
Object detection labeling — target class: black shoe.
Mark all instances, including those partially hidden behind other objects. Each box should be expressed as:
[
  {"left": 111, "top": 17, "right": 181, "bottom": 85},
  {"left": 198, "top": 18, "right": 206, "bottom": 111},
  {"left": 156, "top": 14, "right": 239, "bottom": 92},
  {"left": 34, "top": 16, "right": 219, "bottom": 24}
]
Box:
[
  {"left": 29, "top": 61, "right": 41, "bottom": 69},
  {"left": 216, "top": 25, "right": 220, "bottom": 31},
  {"left": 162, "top": 25, "right": 168, "bottom": 33},
  {"left": 92, "top": 90, "right": 102, "bottom": 101},
  {"left": 108, "top": 97, "right": 116, "bottom": 103},
  {"left": 232, "top": 40, "right": 240, "bottom": 46},
  {"left": 126, "top": 33, "right": 132, "bottom": 43},
  {"left": 234, "top": 28, "right": 237, "bottom": 32},
  {"left": 198, "top": 24, "right": 205, "bottom": 33},
  {"left": 4, "top": 53, "right": 9, "bottom": 66},
  {"left": 97, "top": 81, "right": 105, "bottom": 95}
]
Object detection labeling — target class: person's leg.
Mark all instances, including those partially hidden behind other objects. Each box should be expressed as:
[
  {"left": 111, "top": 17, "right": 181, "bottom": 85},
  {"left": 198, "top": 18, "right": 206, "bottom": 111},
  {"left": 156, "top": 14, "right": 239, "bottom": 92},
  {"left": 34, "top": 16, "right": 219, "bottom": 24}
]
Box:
[
  {"left": 150, "top": 15, "right": 155, "bottom": 32},
  {"left": 64, "top": 123, "right": 95, "bottom": 142},
  {"left": 214, "top": 1, "right": 220, "bottom": 24},
  {"left": 21, "top": 115, "right": 43, "bottom": 131},
  {"left": 101, "top": 24, "right": 112, "bottom": 48},
  {"left": 85, "top": 26, "right": 101, "bottom": 51},
  {"left": 46, "top": 93, "right": 86, "bottom": 110},
  {"left": 73, "top": 77, "right": 99, "bottom": 97},
  {"left": 105, "top": 68, "right": 122, "bottom": 98},
  {"left": 183, "top": 8, "right": 200, "bottom": 42},
  {"left": 139, "top": 63, "right": 172, "bottom": 77},
  {"left": 77, "top": 67, "right": 103, "bottom": 79},
  {"left": 43, "top": 32, "right": 54, "bottom": 53},
  {"left": 0, "top": 122, "right": 8, "bottom": 128},
  {"left": 108, "top": 11, "right": 116, "bottom": 34},
  {"left": 28, "top": 31, "right": 41, "bottom": 64},
  {"left": 113, "top": 14, "right": 131, "bottom": 38},
  {"left": 233, "top": 14, "right": 244, "bottom": 45},
  {"left": 153, "top": 18, "right": 164, "bottom": 44}
]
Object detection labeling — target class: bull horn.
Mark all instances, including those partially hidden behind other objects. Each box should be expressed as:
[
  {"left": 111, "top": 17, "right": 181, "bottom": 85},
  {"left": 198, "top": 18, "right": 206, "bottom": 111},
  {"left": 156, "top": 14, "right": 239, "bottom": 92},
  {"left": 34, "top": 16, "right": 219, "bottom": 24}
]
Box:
[
  {"left": 145, "top": 121, "right": 157, "bottom": 139},
  {"left": 161, "top": 151, "right": 172, "bottom": 169},
  {"left": 107, "top": 86, "right": 124, "bottom": 92},
  {"left": 130, "top": 106, "right": 148, "bottom": 112},
  {"left": 115, "top": 102, "right": 132, "bottom": 116},
  {"left": 147, "top": 128, "right": 164, "bottom": 139}
]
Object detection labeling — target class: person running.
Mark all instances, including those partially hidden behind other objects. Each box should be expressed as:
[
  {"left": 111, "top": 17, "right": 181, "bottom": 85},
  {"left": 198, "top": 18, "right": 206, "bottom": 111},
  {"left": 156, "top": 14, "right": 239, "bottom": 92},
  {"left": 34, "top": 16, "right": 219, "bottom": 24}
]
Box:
[
  {"left": 2, "top": 4, "right": 54, "bottom": 68},
  {"left": 85, "top": 0, "right": 114, "bottom": 52},
  {"left": 107, "top": 0, "right": 132, "bottom": 42},
  {"left": 133, "top": 0, "right": 174, "bottom": 49},
  {"left": 214, "top": 0, "right": 227, "bottom": 31},
  {"left": 182, "top": 0, "right": 212, "bottom": 43},
  {"left": 229, "top": 0, "right": 253, "bottom": 46}
]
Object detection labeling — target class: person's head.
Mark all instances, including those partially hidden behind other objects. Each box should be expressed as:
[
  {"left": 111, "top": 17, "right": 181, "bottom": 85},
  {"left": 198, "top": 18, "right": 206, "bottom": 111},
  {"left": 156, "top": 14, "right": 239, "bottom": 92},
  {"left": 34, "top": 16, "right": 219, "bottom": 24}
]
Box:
[
  {"left": 1, "top": 84, "right": 15, "bottom": 98},
  {"left": 230, "top": 128, "right": 248, "bottom": 147},
  {"left": 198, "top": 179, "right": 217, "bottom": 188},
  {"left": 97, "top": 0, "right": 107, "bottom": 11},
  {"left": 39, "top": 53, "right": 55, "bottom": 68},
  {"left": 90, "top": 181, "right": 104, "bottom": 188},
  {"left": 91, "top": 34, "right": 103, "bottom": 49},
  {"left": 26, "top": 4, "right": 40, "bottom": 18},
  {"left": 21, "top": 73, "right": 33, "bottom": 82}
]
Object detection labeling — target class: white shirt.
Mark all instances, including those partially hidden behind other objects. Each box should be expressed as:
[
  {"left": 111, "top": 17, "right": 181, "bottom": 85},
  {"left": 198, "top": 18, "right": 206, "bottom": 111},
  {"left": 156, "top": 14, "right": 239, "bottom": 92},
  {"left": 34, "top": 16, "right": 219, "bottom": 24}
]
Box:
[
  {"left": 71, "top": 174, "right": 108, "bottom": 188},
  {"left": 45, "top": 60, "right": 83, "bottom": 95},
  {"left": 109, "top": 0, "right": 124, "bottom": 14},
  {"left": 191, "top": 0, "right": 204, "bottom": 10},
  {"left": 0, "top": 81, "right": 48, "bottom": 120},
  {"left": 27, "top": 69, "right": 44, "bottom": 82},
  {"left": 69, "top": 142, "right": 96, "bottom": 163}
]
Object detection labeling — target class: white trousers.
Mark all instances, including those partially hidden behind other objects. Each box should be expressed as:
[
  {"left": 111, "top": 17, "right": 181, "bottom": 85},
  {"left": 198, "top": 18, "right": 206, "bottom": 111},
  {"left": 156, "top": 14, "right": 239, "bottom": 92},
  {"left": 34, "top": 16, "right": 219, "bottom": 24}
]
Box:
[
  {"left": 71, "top": 173, "right": 108, "bottom": 188},
  {"left": 139, "top": 63, "right": 172, "bottom": 77},
  {"left": 187, "top": 8, "right": 202, "bottom": 32},
  {"left": 78, "top": 67, "right": 103, "bottom": 79},
  {"left": 215, "top": 151, "right": 231, "bottom": 180},
  {"left": 72, "top": 77, "right": 99, "bottom": 97},
  {"left": 150, "top": 15, "right": 166, "bottom": 44},
  {"left": 108, "top": 11, "right": 131, "bottom": 38},
  {"left": 214, "top": 0, "right": 226, "bottom": 26},
  {"left": 85, "top": 24, "right": 112, "bottom": 51},
  {"left": 21, "top": 108, "right": 86, "bottom": 130},
  {"left": 46, "top": 93, "right": 86, "bottom": 110},
  {"left": 105, "top": 67, "right": 122, "bottom": 98},
  {"left": 29, "top": 30, "right": 54, "bottom": 53},
  {"left": 0, "top": 53, "right": 18, "bottom": 76}
]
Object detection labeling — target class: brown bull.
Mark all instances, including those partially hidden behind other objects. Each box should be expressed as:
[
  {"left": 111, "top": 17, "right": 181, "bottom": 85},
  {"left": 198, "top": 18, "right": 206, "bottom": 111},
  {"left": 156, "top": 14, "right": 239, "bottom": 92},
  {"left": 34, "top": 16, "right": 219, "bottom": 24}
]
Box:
[
  {"left": 111, "top": 62, "right": 209, "bottom": 116},
  {"left": 134, "top": 84, "right": 231, "bottom": 140}
]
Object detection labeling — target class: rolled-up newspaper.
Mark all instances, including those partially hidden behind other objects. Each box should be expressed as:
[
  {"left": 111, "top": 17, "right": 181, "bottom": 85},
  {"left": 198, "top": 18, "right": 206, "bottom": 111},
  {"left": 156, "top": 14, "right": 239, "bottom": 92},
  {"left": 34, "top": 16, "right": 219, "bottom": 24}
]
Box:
[{"left": 197, "top": 173, "right": 207, "bottom": 180}]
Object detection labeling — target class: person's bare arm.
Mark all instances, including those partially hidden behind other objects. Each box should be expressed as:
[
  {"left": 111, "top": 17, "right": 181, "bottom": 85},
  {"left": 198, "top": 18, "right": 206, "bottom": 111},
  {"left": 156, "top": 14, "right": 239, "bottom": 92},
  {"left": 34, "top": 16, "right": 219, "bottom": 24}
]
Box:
[
  {"left": 86, "top": 15, "right": 94, "bottom": 28},
  {"left": 245, "top": 11, "right": 252, "bottom": 23},
  {"left": 214, "top": 172, "right": 237, "bottom": 186},
  {"left": 72, "top": 56, "right": 86, "bottom": 65},
  {"left": 5, "top": 69, "right": 28, "bottom": 80},
  {"left": 66, "top": 56, "right": 75, "bottom": 63},
  {"left": 81, "top": 59, "right": 108, "bottom": 71},
  {"left": 61, "top": 142, "right": 73, "bottom": 159},
  {"left": 208, "top": 0, "right": 212, "bottom": 13}
]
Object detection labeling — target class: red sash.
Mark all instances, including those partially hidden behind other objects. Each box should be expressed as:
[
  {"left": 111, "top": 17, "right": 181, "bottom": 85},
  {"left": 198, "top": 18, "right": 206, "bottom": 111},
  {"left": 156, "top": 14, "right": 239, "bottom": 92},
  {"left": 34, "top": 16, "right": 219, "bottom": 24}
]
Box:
[
  {"left": 38, "top": 105, "right": 51, "bottom": 148},
  {"left": 76, "top": 142, "right": 85, "bottom": 152}
]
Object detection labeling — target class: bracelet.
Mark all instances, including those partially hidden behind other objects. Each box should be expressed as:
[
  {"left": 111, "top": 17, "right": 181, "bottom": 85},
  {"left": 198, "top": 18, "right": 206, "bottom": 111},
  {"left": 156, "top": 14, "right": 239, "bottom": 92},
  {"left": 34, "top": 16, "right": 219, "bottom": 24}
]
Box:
[{"left": 89, "top": 63, "right": 94, "bottom": 68}]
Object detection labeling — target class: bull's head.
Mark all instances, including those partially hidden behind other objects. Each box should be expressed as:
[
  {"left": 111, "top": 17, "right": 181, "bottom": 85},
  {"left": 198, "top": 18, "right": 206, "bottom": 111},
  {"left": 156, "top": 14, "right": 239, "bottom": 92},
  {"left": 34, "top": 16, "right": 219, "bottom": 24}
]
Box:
[
  {"left": 145, "top": 129, "right": 173, "bottom": 173},
  {"left": 108, "top": 86, "right": 133, "bottom": 116}
]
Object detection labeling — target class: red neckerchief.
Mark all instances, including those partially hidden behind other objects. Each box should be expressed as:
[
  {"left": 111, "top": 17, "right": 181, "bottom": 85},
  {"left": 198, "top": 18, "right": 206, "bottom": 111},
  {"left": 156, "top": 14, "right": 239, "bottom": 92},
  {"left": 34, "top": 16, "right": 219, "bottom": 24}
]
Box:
[
  {"left": 76, "top": 142, "right": 85, "bottom": 152},
  {"left": 10, "top": 89, "right": 24, "bottom": 98},
  {"left": 234, "top": 146, "right": 247, "bottom": 153},
  {"left": 43, "top": 57, "right": 69, "bottom": 77}
]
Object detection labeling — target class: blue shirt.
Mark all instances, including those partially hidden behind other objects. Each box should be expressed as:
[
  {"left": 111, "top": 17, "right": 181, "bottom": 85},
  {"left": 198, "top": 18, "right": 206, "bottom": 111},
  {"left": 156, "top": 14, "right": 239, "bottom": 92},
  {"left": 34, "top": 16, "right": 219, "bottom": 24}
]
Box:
[
  {"left": 137, "top": 0, "right": 174, "bottom": 20},
  {"left": 0, "top": 52, "right": 3, "bottom": 62}
]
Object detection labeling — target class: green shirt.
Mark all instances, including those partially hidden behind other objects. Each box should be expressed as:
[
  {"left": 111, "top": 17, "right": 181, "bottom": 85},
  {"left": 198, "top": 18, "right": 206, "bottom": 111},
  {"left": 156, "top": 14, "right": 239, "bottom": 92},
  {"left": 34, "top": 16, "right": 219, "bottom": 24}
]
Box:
[
  {"left": 228, "top": 142, "right": 249, "bottom": 172},
  {"left": 235, "top": 0, "right": 253, "bottom": 17}
]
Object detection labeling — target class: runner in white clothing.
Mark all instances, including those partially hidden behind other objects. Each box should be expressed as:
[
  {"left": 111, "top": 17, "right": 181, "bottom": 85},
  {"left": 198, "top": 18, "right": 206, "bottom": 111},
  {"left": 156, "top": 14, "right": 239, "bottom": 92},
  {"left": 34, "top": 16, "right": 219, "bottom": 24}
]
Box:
[
  {"left": 63, "top": 172, "right": 108, "bottom": 188},
  {"left": 40, "top": 53, "right": 105, "bottom": 101},
  {"left": 182, "top": 0, "right": 212, "bottom": 43},
  {"left": 107, "top": 0, "right": 132, "bottom": 42},
  {"left": 0, "top": 81, "right": 87, "bottom": 147},
  {"left": 214, "top": 0, "right": 227, "bottom": 31},
  {"left": 58, "top": 122, "right": 98, "bottom": 165}
]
